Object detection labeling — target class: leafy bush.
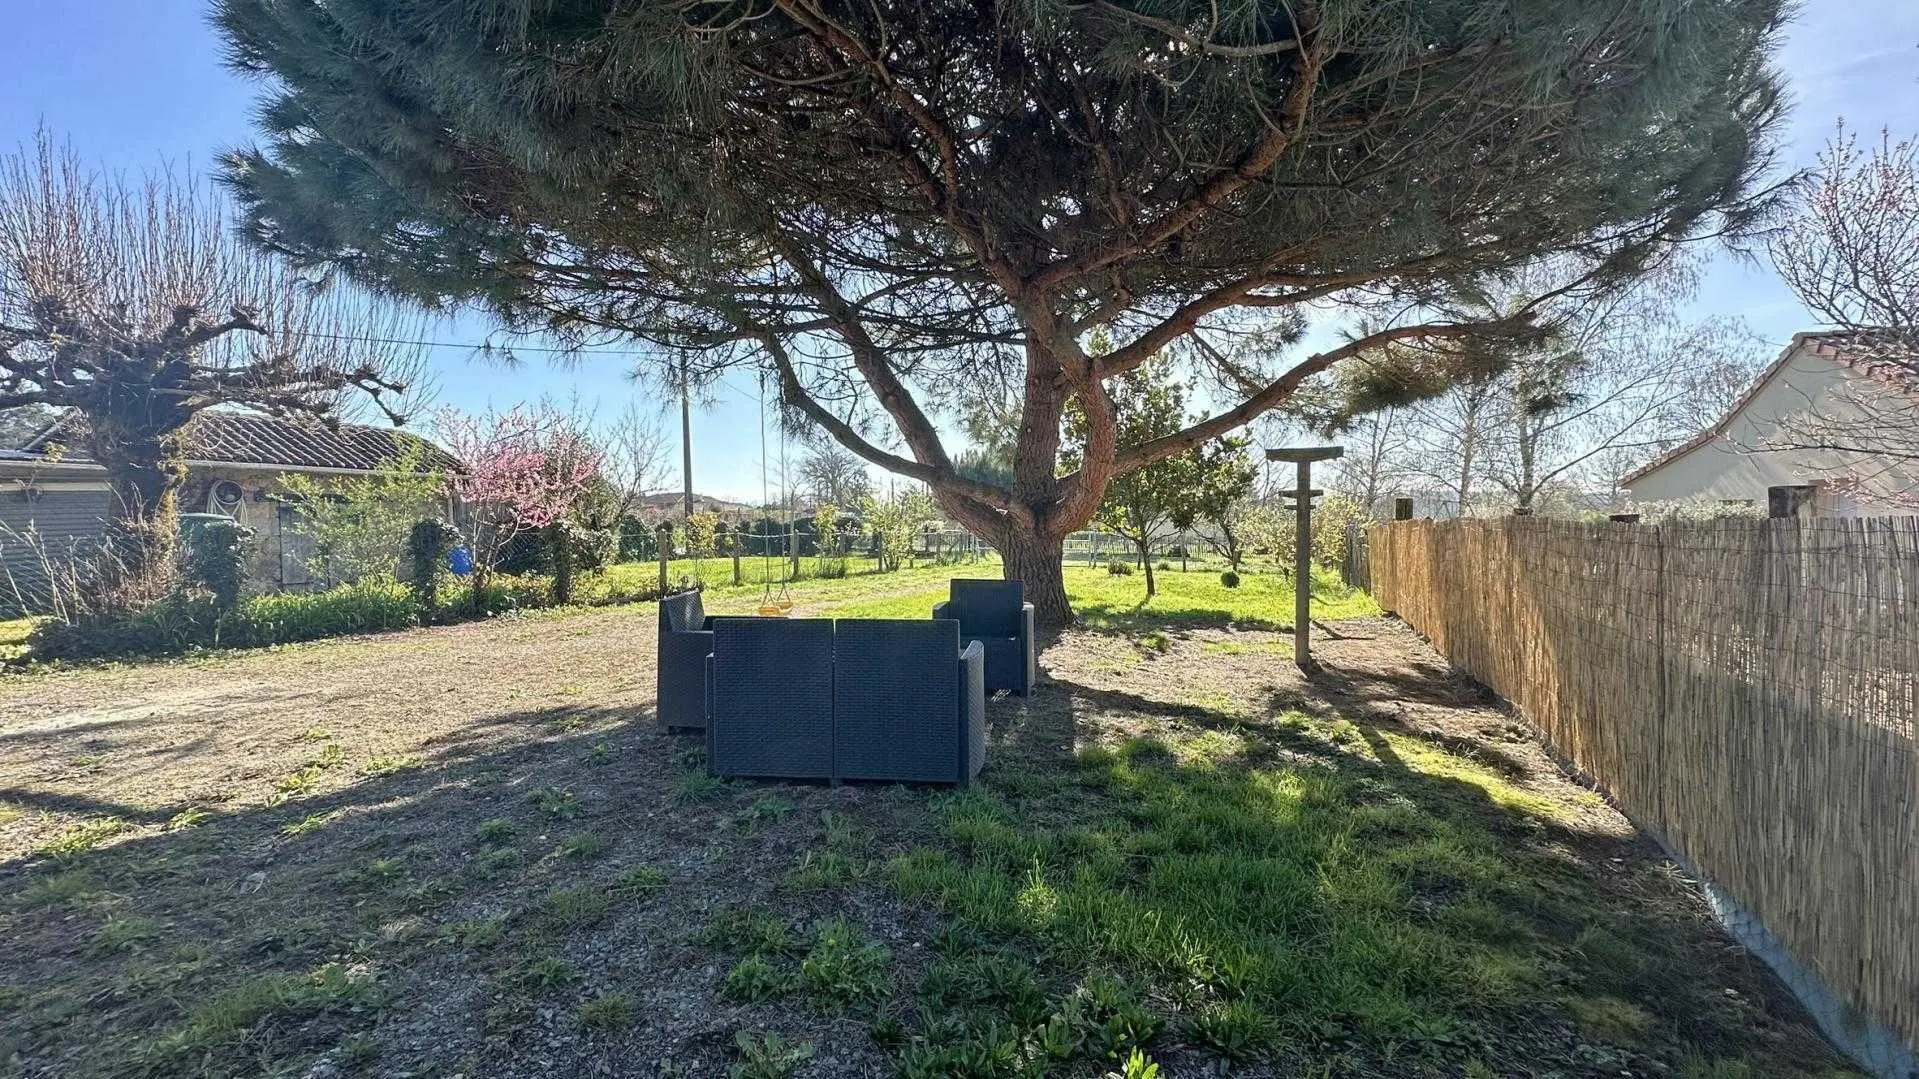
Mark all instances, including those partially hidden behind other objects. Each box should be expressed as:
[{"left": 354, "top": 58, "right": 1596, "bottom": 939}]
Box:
[
  {"left": 26, "top": 580, "right": 416, "bottom": 661},
  {"left": 184, "top": 518, "right": 253, "bottom": 612},
  {"left": 571, "top": 524, "right": 617, "bottom": 572},
  {"left": 279, "top": 444, "right": 446, "bottom": 583},
  {"left": 18, "top": 557, "right": 679, "bottom": 664},
  {"left": 684, "top": 511, "right": 720, "bottom": 560},
  {"left": 1106, "top": 558, "right": 1133, "bottom": 576},
  {"left": 1634, "top": 498, "right": 1764, "bottom": 522},
  {"left": 1219, "top": 570, "right": 1240, "bottom": 588},
  {"left": 27, "top": 594, "right": 218, "bottom": 658},
  {"left": 465, "top": 573, "right": 552, "bottom": 616},
  {"left": 406, "top": 519, "right": 458, "bottom": 614},
  {"left": 225, "top": 581, "right": 417, "bottom": 644},
  {"left": 1310, "top": 494, "right": 1370, "bottom": 569}
]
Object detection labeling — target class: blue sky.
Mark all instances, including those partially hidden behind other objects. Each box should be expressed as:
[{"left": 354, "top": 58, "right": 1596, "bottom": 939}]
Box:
[{"left": 2, "top": 1, "right": 1916, "bottom": 500}]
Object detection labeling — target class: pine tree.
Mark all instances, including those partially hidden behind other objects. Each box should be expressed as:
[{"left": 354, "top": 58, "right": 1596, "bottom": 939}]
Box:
[{"left": 214, "top": 0, "right": 1788, "bottom": 626}]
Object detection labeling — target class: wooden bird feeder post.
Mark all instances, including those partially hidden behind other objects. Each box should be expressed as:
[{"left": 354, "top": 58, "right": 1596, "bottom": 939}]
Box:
[{"left": 1265, "top": 446, "right": 1344, "bottom": 672}]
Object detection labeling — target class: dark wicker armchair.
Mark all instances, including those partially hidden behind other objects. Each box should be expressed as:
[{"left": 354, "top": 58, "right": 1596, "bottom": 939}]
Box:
[
  {"left": 657, "top": 590, "right": 715, "bottom": 732},
  {"left": 934, "top": 579, "right": 1037, "bottom": 695},
  {"left": 705, "top": 618, "right": 838, "bottom": 781},
  {"left": 833, "top": 619, "right": 986, "bottom": 786}
]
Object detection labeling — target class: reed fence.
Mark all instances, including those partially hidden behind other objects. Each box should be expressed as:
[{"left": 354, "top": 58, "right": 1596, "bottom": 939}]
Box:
[{"left": 1369, "top": 516, "right": 1918, "bottom": 1053}]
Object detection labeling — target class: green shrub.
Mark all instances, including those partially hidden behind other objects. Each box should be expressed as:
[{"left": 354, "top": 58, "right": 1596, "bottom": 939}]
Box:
[
  {"left": 1310, "top": 495, "right": 1370, "bottom": 569},
  {"left": 230, "top": 575, "right": 418, "bottom": 641},
  {"left": 18, "top": 551, "right": 679, "bottom": 664},
  {"left": 466, "top": 573, "right": 552, "bottom": 615},
  {"left": 184, "top": 518, "right": 254, "bottom": 612},
  {"left": 223, "top": 581, "right": 417, "bottom": 645},
  {"left": 548, "top": 522, "right": 578, "bottom": 605},
  {"left": 406, "top": 519, "right": 458, "bottom": 615},
  {"left": 24, "top": 580, "right": 416, "bottom": 661},
  {"left": 26, "top": 594, "right": 215, "bottom": 658},
  {"left": 1106, "top": 558, "right": 1133, "bottom": 576},
  {"left": 571, "top": 524, "right": 617, "bottom": 572},
  {"left": 1219, "top": 570, "right": 1240, "bottom": 588}
]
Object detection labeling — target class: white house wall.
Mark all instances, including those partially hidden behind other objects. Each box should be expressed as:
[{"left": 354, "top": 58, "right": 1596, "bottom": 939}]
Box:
[{"left": 1625, "top": 347, "right": 1918, "bottom": 515}]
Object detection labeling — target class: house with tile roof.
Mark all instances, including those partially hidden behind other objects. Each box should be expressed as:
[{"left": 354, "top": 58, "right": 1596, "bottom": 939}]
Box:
[
  {"left": 1, "top": 410, "right": 459, "bottom": 605},
  {"left": 1622, "top": 331, "right": 1919, "bottom": 516}
]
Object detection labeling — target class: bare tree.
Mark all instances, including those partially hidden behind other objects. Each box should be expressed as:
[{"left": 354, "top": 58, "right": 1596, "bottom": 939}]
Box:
[
  {"left": 797, "top": 442, "right": 872, "bottom": 510},
  {"left": 1772, "top": 126, "right": 1918, "bottom": 352},
  {"left": 1327, "top": 408, "right": 1413, "bottom": 514},
  {"left": 0, "top": 133, "right": 426, "bottom": 580},
  {"left": 598, "top": 400, "right": 673, "bottom": 522},
  {"left": 1766, "top": 125, "right": 1919, "bottom": 478},
  {"left": 1481, "top": 310, "right": 1761, "bottom": 512},
  {"left": 1405, "top": 377, "right": 1500, "bottom": 517}
]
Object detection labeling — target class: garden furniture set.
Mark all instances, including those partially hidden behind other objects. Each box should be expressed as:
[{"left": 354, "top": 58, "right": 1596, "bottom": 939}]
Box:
[{"left": 654, "top": 580, "right": 1037, "bottom": 786}]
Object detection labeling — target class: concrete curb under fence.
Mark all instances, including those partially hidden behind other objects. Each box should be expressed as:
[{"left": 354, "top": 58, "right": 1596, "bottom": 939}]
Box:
[{"left": 1369, "top": 517, "right": 1918, "bottom": 1078}]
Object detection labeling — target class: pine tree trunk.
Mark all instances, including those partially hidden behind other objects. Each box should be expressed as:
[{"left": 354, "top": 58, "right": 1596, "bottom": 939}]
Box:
[{"left": 999, "top": 523, "right": 1069, "bottom": 630}]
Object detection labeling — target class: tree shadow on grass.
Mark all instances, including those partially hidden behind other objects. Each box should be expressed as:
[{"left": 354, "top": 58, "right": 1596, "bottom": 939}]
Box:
[{"left": 0, "top": 698, "right": 930, "bottom": 1079}]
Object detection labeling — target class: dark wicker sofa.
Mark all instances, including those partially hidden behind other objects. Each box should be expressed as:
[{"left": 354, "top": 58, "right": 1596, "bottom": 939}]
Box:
[
  {"left": 933, "top": 579, "right": 1037, "bottom": 696},
  {"left": 704, "top": 617, "right": 986, "bottom": 786}
]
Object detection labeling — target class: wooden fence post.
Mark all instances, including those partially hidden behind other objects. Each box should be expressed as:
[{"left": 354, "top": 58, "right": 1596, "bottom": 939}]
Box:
[{"left": 656, "top": 522, "right": 672, "bottom": 593}]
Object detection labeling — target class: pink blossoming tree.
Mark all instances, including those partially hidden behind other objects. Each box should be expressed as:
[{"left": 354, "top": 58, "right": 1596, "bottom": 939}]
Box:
[{"left": 435, "top": 403, "right": 601, "bottom": 607}]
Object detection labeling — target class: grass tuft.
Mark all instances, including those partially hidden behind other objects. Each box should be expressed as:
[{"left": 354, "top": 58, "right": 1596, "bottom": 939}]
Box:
[
  {"left": 143, "top": 962, "right": 383, "bottom": 1061},
  {"left": 732, "top": 1030, "right": 815, "bottom": 1079},
  {"left": 539, "top": 885, "right": 612, "bottom": 930},
  {"left": 797, "top": 918, "right": 890, "bottom": 1010},
  {"left": 703, "top": 906, "right": 795, "bottom": 957},
  {"left": 555, "top": 831, "right": 609, "bottom": 860},
  {"left": 359, "top": 755, "right": 420, "bottom": 778},
  {"left": 610, "top": 865, "right": 670, "bottom": 900},
  {"left": 475, "top": 817, "right": 518, "bottom": 843},
  {"left": 36, "top": 817, "right": 127, "bottom": 860},
  {"left": 722, "top": 954, "right": 796, "bottom": 1002},
  {"left": 576, "top": 991, "right": 637, "bottom": 1031},
  {"left": 528, "top": 786, "right": 583, "bottom": 819}
]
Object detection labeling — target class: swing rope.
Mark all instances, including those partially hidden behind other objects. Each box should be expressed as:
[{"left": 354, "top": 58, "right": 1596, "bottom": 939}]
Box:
[
  {"left": 756, "top": 369, "right": 783, "bottom": 615},
  {"left": 774, "top": 380, "right": 795, "bottom": 610}
]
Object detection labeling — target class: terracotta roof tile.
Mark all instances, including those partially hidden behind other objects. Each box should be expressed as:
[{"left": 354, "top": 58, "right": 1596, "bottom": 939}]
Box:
[{"left": 19, "top": 411, "right": 458, "bottom": 474}]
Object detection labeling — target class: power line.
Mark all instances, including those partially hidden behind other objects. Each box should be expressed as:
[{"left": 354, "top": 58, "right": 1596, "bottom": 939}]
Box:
[{"left": 275, "top": 327, "right": 648, "bottom": 356}]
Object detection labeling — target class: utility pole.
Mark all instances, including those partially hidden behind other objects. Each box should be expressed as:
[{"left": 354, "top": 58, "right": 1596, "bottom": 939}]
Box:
[
  {"left": 679, "top": 354, "right": 694, "bottom": 525},
  {"left": 1266, "top": 446, "right": 1344, "bottom": 673}
]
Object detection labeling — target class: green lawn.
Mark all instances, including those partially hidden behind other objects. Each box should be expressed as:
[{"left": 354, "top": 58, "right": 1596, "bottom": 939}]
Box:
[{"left": 811, "top": 563, "right": 1376, "bottom": 629}]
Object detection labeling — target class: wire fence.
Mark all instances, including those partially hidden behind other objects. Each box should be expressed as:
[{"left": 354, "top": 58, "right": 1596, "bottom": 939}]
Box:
[{"left": 1369, "top": 516, "right": 1918, "bottom": 1054}]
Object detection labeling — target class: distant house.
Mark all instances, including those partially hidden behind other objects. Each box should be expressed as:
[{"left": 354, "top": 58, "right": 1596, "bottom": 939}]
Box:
[
  {"left": 1623, "top": 331, "right": 1919, "bottom": 517},
  {"left": 635, "top": 491, "right": 759, "bottom": 520},
  {"left": 0, "top": 411, "right": 458, "bottom": 604}
]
